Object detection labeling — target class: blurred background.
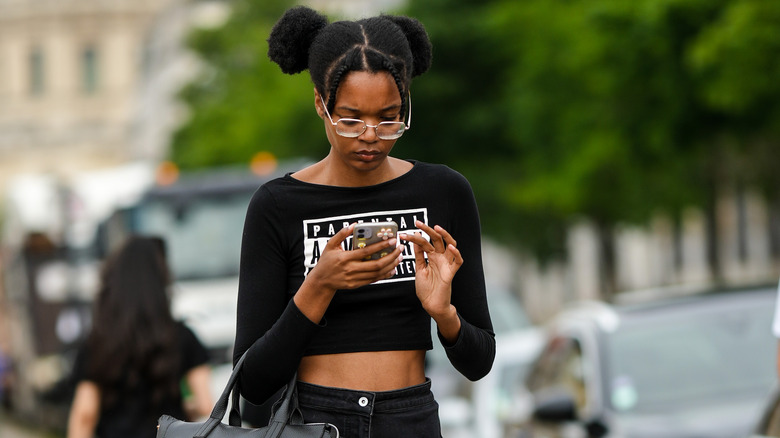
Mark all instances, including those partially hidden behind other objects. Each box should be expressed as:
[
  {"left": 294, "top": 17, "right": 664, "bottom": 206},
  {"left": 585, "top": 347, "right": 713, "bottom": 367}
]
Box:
[{"left": 1, "top": 0, "right": 780, "bottom": 437}]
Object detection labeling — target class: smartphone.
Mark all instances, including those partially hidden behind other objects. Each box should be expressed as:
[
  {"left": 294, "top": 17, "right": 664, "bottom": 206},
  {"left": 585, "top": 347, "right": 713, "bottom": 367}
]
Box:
[{"left": 352, "top": 221, "right": 398, "bottom": 260}]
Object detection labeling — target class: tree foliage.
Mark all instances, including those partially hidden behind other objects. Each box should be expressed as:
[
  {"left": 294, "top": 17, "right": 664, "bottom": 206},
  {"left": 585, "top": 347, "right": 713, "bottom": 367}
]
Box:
[
  {"left": 404, "top": 0, "right": 780, "bottom": 265},
  {"left": 170, "top": 0, "right": 324, "bottom": 169}
]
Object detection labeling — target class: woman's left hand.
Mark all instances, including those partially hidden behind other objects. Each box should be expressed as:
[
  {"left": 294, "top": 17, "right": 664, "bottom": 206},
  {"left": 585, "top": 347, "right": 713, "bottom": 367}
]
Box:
[{"left": 400, "top": 220, "right": 463, "bottom": 320}]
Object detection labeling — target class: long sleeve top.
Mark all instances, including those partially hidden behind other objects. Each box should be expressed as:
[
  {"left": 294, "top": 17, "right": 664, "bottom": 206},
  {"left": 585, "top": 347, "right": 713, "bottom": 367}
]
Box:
[{"left": 233, "top": 161, "right": 495, "bottom": 404}]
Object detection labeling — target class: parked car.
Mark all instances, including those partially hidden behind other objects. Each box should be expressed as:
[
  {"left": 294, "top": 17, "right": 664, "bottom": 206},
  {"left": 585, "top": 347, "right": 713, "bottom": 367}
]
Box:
[{"left": 519, "top": 285, "right": 776, "bottom": 438}]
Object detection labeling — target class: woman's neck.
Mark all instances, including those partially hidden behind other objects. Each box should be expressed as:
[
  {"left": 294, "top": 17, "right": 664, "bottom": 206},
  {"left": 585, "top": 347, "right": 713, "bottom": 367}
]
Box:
[{"left": 293, "top": 156, "right": 412, "bottom": 187}]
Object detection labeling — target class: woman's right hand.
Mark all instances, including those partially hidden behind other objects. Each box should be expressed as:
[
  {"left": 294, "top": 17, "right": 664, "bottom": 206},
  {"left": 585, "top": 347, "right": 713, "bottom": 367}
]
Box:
[
  {"left": 294, "top": 224, "right": 402, "bottom": 323},
  {"left": 309, "top": 223, "right": 402, "bottom": 291}
]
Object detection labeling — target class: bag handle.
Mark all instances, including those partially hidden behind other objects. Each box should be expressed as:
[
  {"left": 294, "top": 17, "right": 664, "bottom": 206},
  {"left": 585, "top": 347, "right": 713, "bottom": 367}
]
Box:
[{"left": 192, "top": 351, "right": 299, "bottom": 437}]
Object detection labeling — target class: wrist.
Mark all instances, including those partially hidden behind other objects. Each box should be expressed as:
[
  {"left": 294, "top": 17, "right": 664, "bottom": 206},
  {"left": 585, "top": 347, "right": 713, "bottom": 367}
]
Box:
[
  {"left": 301, "top": 271, "right": 336, "bottom": 294},
  {"left": 433, "top": 305, "right": 460, "bottom": 344},
  {"left": 294, "top": 277, "right": 337, "bottom": 324}
]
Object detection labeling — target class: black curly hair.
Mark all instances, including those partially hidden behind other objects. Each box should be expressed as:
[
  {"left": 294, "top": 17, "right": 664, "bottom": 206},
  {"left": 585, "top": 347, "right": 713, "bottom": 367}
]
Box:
[{"left": 267, "top": 6, "right": 432, "bottom": 118}]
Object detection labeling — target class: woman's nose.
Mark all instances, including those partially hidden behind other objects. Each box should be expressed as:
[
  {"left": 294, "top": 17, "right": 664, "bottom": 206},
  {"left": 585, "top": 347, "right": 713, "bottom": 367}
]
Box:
[{"left": 358, "top": 123, "right": 380, "bottom": 141}]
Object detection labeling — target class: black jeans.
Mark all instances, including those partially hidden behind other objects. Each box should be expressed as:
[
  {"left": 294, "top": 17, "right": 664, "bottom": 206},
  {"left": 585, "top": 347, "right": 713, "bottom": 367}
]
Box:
[{"left": 294, "top": 379, "right": 442, "bottom": 438}]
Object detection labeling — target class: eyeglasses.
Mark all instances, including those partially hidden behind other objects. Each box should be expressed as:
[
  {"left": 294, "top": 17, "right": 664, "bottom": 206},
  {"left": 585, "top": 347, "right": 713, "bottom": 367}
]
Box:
[{"left": 320, "top": 93, "right": 411, "bottom": 140}]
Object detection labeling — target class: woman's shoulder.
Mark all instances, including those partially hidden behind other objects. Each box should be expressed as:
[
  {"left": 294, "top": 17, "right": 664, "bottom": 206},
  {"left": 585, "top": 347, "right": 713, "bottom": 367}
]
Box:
[
  {"left": 175, "top": 320, "right": 206, "bottom": 341},
  {"left": 246, "top": 174, "right": 298, "bottom": 207},
  {"left": 174, "top": 321, "right": 203, "bottom": 348},
  {"left": 175, "top": 321, "right": 210, "bottom": 365},
  {"left": 258, "top": 173, "right": 298, "bottom": 192},
  {"left": 409, "top": 161, "right": 473, "bottom": 189},
  {"left": 175, "top": 319, "right": 195, "bottom": 333},
  {"left": 408, "top": 160, "right": 459, "bottom": 176}
]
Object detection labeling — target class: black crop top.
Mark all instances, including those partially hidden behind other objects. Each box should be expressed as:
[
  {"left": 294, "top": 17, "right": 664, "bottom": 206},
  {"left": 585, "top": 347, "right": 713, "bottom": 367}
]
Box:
[{"left": 233, "top": 161, "right": 495, "bottom": 404}]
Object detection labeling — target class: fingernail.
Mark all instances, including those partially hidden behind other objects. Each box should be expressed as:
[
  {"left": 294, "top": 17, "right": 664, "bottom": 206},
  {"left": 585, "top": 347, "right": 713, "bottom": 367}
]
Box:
[{"left": 388, "top": 238, "right": 397, "bottom": 246}]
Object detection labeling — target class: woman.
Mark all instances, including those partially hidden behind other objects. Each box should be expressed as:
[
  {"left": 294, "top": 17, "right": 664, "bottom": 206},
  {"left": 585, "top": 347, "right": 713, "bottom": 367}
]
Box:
[
  {"left": 233, "top": 6, "right": 495, "bottom": 436},
  {"left": 67, "top": 236, "right": 212, "bottom": 438}
]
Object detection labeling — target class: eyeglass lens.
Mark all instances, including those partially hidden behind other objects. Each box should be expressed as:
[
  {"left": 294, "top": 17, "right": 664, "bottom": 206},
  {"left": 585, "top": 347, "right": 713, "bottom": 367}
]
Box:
[{"left": 336, "top": 120, "right": 406, "bottom": 140}]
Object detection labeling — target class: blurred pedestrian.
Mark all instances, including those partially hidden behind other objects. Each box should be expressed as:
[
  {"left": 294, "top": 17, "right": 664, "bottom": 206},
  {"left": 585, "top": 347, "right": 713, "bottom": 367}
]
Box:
[
  {"left": 232, "top": 6, "right": 495, "bottom": 437},
  {"left": 67, "top": 236, "right": 212, "bottom": 438}
]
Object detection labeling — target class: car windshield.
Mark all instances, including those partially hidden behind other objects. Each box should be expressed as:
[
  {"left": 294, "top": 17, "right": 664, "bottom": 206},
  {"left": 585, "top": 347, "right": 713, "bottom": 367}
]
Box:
[
  {"left": 134, "top": 192, "right": 251, "bottom": 280},
  {"left": 606, "top": 290, "right": 776, "bottom": 413}
]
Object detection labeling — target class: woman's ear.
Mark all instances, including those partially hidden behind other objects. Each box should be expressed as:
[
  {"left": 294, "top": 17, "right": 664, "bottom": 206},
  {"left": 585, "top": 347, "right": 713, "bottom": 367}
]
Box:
[{"left": 314, "top": 88, "right": 325, "bottom": 119}]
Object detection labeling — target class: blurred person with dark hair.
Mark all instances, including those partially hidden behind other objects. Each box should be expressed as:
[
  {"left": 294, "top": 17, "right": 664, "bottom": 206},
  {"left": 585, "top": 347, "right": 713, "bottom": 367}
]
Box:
[{"left": 67, "top": 236, "right": 212, "bottom": 438}]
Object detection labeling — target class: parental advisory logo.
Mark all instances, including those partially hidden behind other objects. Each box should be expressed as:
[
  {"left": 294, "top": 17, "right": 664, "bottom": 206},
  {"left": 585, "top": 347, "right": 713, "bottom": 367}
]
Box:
[{"left": 302, "top": 208, "right": 430, "bottom": 283}]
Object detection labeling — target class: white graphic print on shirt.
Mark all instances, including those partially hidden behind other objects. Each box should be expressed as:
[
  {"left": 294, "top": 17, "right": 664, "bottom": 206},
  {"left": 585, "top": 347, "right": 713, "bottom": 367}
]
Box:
[{"left": 302, "top": 208, "right": 429, "bottom": 284}]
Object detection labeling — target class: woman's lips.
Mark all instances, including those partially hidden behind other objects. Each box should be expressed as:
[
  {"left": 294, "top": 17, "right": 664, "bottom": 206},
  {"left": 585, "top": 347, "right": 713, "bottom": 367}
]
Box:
[{"left": 355, "top": 150, "right": 382, "bottom": 161}]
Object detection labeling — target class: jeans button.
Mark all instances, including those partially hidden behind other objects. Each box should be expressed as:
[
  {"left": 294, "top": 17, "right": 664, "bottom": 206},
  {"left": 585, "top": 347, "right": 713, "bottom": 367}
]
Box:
[{"left": 358, "top": 396, "right": 368, "bottom": 407}]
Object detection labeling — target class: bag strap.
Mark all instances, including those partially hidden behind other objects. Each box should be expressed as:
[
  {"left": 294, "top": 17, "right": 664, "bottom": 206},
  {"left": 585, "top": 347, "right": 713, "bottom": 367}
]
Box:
[
  {"left": 192, "top": 351, "right": 300, "bottom": 437},
  {"left": 268, "top": 375, "right": 305, "bottom": 427}
]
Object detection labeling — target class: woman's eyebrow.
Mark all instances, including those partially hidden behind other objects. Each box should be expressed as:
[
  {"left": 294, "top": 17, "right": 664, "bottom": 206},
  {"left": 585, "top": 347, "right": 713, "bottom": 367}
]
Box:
[{"left": 336, "top": 103, "right": 402, "bottom": 113}]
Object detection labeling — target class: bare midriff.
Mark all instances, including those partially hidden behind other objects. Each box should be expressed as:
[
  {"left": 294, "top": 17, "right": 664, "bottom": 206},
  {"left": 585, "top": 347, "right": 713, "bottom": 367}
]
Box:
[{"left": 297, "top": 350, "right": 427, "bottom": 391}]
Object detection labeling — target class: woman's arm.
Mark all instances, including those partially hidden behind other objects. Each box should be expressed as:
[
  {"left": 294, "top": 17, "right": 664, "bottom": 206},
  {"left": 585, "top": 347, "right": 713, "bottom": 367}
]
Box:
[
  {"left": 442, "top": 174, "right": 496, "bottom": 380},
  {"left": 184, "top": 365, "right": 212, "bottom": 420},
  {"left": 401, "top": 219, "right": 495, "bottom": 381},
  {"left": 403, "top": 169, "right": 496, "bottom": 381},
  {"left": 66, "top": 381, "right": 100, "bottom": 438}
]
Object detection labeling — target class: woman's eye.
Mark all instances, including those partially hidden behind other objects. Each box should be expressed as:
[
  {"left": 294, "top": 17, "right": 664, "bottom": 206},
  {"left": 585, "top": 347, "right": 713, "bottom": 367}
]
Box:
[{"left": 339, "top": 119, "right": 362, "bottom": 127}]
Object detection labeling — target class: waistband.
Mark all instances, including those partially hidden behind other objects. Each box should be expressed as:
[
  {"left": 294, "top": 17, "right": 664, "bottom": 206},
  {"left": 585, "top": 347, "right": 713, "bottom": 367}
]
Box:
[{"left": 295, "top": 379, "right": 434, "bottom": 415}]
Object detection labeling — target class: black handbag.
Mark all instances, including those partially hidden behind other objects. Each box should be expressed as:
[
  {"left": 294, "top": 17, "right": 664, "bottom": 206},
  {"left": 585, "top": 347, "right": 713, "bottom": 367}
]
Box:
[{"left": 156, "top": 352, "right": 339, "bottom": 438}]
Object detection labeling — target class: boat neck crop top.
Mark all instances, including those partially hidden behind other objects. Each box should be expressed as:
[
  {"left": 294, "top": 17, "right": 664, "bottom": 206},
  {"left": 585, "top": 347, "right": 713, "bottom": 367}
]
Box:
[{"left": 233, "top": 160, "right": 496, "bottom": 404}]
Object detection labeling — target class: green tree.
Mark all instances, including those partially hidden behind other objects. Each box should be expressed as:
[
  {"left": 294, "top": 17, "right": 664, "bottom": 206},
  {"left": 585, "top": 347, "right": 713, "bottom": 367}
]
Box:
[
  {"left": 490, "top": 0, "right": 724, "bottom": 293},
  {"left": 170, "top": 0, "right": 325, "bottom": 169},
  {"left": 398, "top": 0, "right": 562, "bottom": 256},
  {"left": 403, "top": 0, "right": 780, "bottom": 294},
  {"left": 688, "top": 0, "right": 780, "bottom": 207}
]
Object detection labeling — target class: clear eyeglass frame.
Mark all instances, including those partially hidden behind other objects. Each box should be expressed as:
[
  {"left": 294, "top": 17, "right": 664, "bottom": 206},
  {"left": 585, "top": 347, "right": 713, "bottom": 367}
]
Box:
[{"left": 320, "top": 93, "right": 411, "bottom": 140}]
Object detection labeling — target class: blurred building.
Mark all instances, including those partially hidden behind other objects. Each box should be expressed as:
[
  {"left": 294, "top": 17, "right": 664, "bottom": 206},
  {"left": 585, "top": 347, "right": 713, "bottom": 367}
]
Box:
[
  {"left": 0, "top": 0, "right": 178, "bottom": 187},
  {"left": 0, "top": 0, "right": 232, "bottom": 250}
]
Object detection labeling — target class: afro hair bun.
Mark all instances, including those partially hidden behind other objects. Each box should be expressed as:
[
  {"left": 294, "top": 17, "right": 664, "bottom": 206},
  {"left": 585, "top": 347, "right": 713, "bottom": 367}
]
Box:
[
  {"left": 267, "top": 6, "right": 328, "bottom": 75},
  {"left": 381, "top": 15, "right": 432, "bottom": 77}
]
